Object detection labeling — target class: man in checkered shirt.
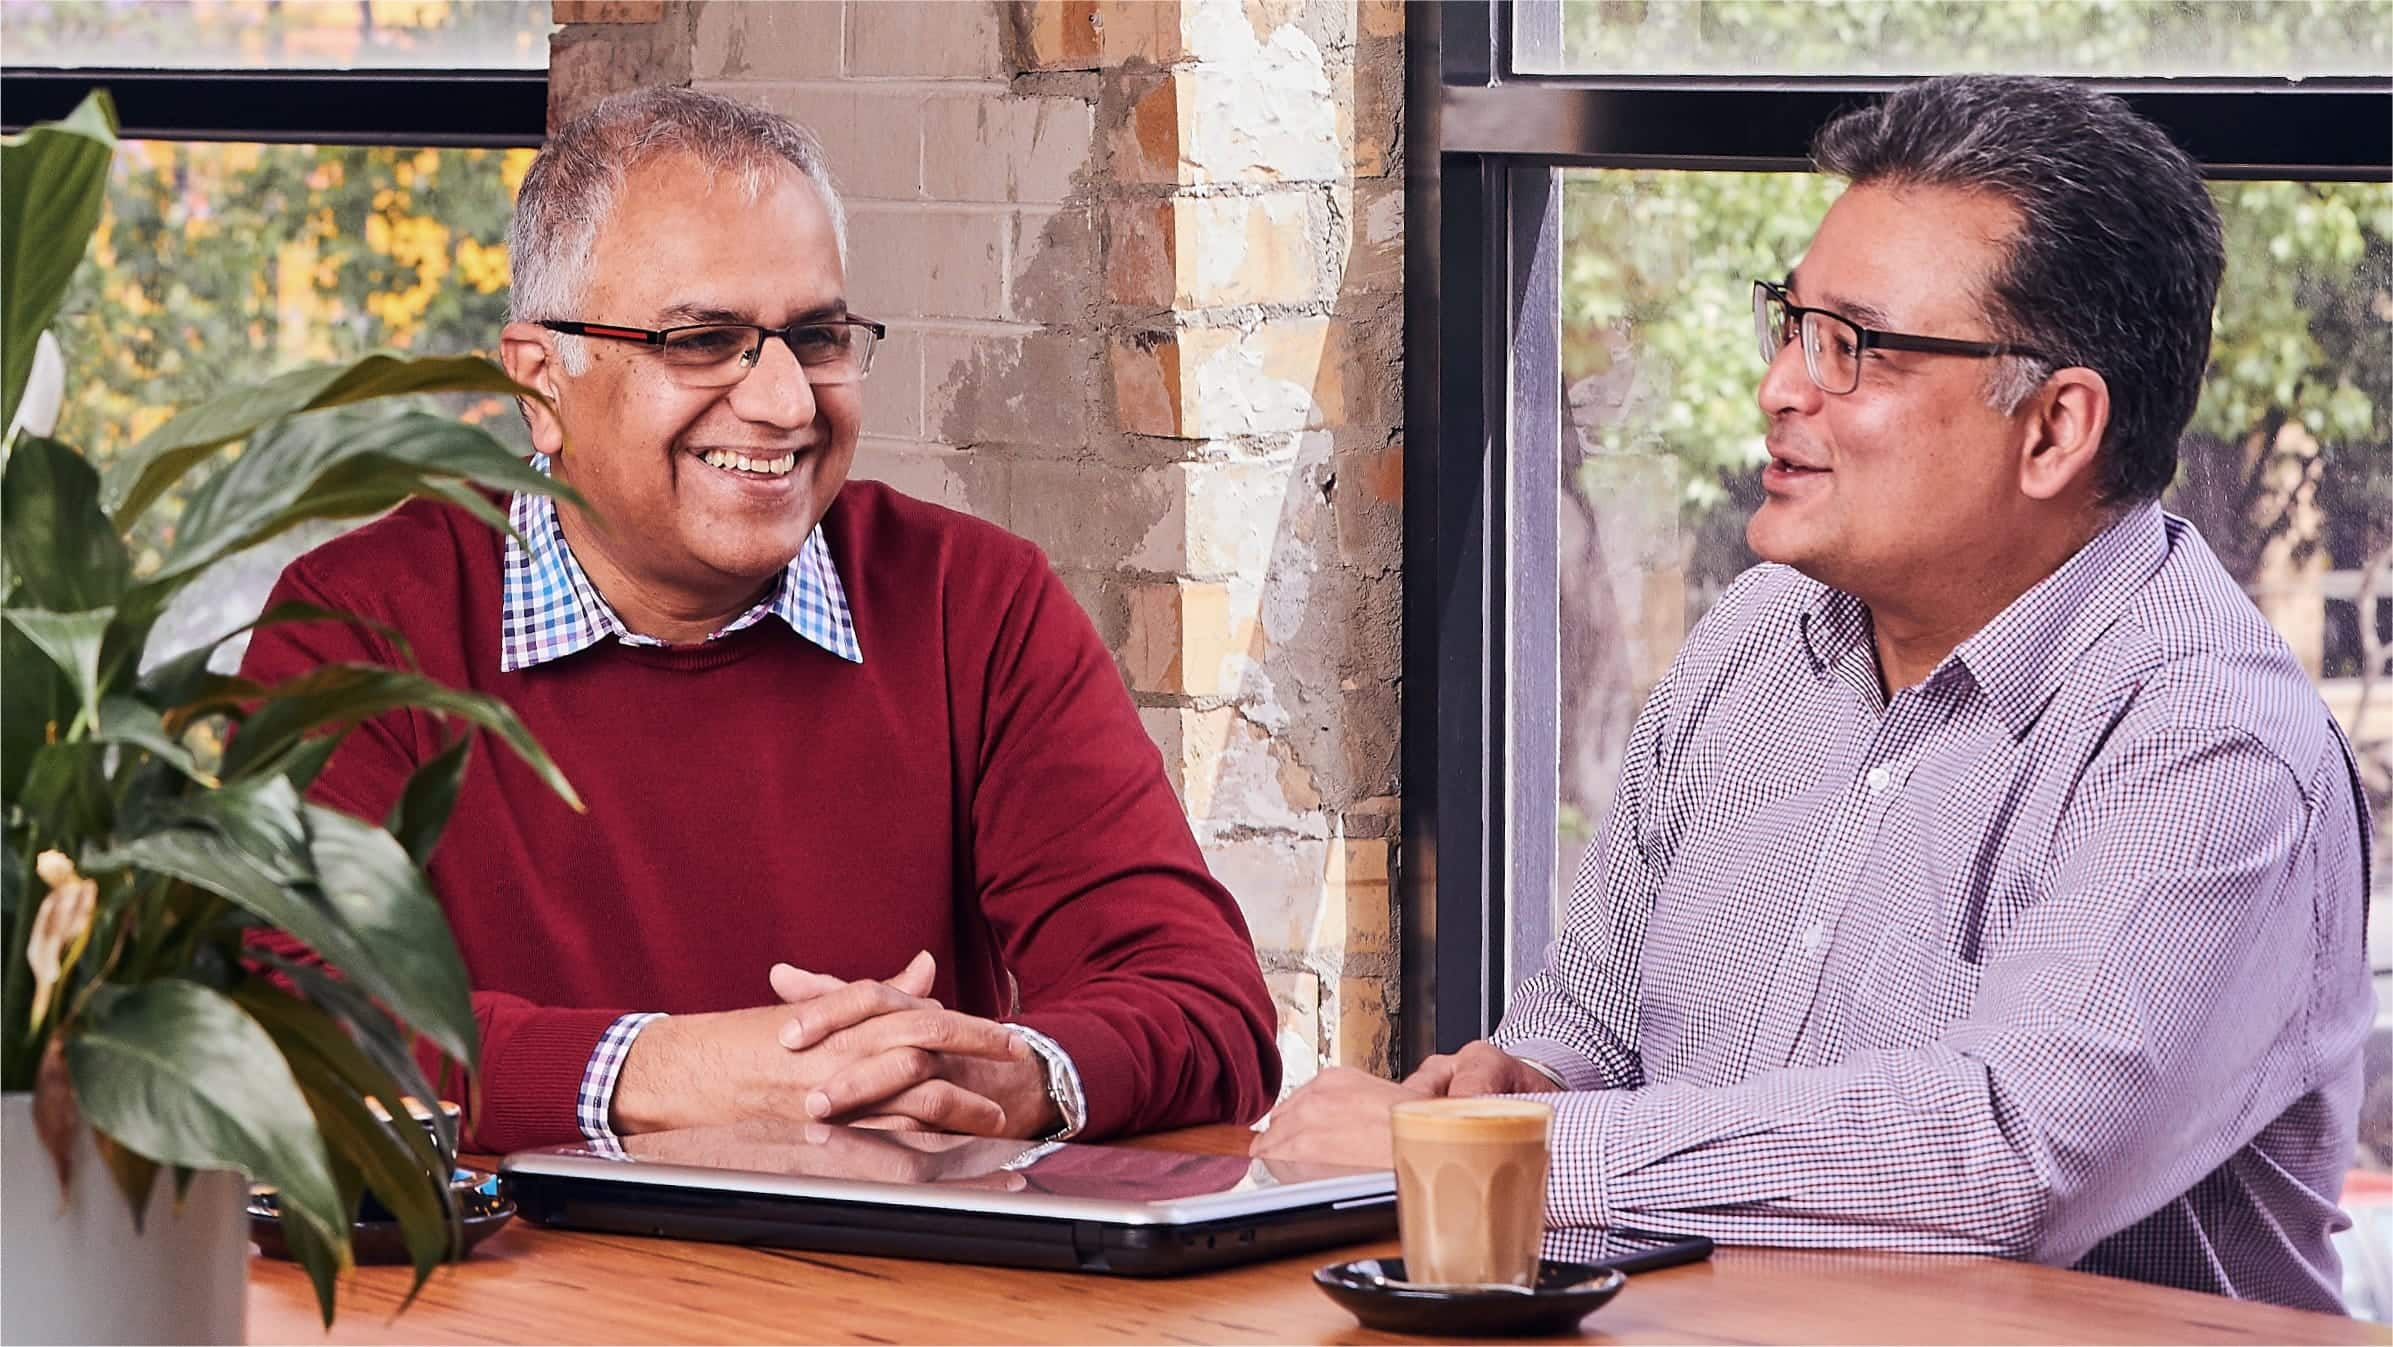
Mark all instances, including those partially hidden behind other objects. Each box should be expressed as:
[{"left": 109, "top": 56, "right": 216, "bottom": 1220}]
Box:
[{"left": 1259, "top": 75, "right": 2374, "bottom": 1312}]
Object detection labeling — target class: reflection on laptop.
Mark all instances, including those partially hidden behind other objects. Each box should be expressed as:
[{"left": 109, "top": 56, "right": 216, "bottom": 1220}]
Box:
[{"left": 503, "top": 1120, "right": 1396, "bottom": 1275}]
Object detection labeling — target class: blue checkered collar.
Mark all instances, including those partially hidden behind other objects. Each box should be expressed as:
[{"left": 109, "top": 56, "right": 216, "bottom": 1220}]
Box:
[{"left": 499, "top": 453, "right": 863, "bottom": 673}]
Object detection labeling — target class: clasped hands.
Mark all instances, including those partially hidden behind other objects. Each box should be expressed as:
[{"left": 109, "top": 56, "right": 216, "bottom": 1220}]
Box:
[{"left": 609, "top": 951, "right": 1059, "bottom": 1140}]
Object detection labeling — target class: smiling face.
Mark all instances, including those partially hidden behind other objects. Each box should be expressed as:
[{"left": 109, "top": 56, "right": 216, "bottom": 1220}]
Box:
[
  {"left": 513, "top": 152, "right": 860, "bottom": 629},
  {"left": 1747, "top": 182, "right": 2039, "bottom": 600}
]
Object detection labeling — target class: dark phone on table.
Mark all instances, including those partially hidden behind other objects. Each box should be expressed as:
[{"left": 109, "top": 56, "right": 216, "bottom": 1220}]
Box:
[{"left": 1543, "top": 1226, "right": 1715, "bottom": 1274}]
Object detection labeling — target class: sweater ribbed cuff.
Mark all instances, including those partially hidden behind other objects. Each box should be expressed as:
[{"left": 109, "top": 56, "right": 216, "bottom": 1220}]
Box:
[{"left": 473, "top": 1006, "right": 638, "bottom": 1154}]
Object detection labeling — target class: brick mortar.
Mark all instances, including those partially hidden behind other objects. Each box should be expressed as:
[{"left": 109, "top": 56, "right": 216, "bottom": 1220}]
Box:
[
  {"left": 707, "top": 75, "right": 1016, "bottom": 94},
  {"left": 846, "top": 201, "right": 1079, "bottom": 218}
]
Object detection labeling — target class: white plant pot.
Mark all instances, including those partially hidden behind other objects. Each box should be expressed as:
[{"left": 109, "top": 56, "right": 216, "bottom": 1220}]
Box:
[{"left": 1, "top": 1092, "right": 248, "bottom": 1345}]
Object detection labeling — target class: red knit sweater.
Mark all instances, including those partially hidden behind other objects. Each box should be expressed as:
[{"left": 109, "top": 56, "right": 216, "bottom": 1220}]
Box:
[{"left": 240, "top": 483, "right": 1279, "bottom": 1152}]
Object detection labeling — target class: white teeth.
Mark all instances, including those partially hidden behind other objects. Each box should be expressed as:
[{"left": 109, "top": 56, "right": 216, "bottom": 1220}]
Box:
[{"left": 700, "top": 449, "right": 798, "bottom": 476}]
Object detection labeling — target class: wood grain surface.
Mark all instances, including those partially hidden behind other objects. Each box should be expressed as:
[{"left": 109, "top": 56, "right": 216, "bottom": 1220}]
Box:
[{"left": 248, "top": 1125, "right": 2392, "bottom": 1346}]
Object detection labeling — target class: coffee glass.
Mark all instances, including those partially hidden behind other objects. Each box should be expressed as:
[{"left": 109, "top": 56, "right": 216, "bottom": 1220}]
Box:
[{"left": 1389, "top": 1097, "right": 1552, "bottom": 1288}]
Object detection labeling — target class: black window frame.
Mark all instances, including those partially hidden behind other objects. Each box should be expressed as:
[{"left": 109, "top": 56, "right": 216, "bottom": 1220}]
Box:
[
  {"left": 1, "top": 68, "right": 546, "bottom": 146},
  {"left": 1401, "top": 0, "right": 2393, "bottom": 1066}
]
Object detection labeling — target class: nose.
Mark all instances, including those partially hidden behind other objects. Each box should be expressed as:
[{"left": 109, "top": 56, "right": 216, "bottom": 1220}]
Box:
[
  {"left": 1756, "top": 331, "right": 1823, "bottom": 421},
  {"left": 725, "top": 331, "right": 819, "bottom": 431}
]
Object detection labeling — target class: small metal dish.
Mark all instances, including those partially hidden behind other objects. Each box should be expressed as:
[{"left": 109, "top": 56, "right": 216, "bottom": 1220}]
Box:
[{"left": 249, "top": 1168, "right": 514, "bottom": 1265}]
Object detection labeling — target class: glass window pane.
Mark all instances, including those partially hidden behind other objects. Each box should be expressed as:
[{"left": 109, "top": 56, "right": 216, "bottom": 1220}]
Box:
[
  {"left": 1551, "top": 167, "right": 2393, "bottom": 969},
  {"left": 49, "top": 139, "right": 534, "bottom": 657},
  {"left": 1525, "top": 0, "right": 2393, "bottom": 78},
  {"left": 8, "top": 0, "right": 553, "bottom": 71}
]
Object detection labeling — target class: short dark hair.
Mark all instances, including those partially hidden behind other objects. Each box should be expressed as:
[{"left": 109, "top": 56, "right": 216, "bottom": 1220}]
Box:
[{"left": 1812, "top": 76, "right": 2224, "bottom": 505}]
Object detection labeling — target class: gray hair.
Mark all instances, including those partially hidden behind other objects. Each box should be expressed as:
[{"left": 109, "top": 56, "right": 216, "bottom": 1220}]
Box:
[
  {"left": 508, "top": 86, "right": 848, "bottom": 374},
  {"left": 1813, "top": 76, "right": 2223, "bottom": 505}
]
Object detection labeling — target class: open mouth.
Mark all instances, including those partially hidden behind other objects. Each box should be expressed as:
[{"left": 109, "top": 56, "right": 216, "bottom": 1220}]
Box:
[
  {"left": 695, "top": 448, "right": 799, "bottom": 479},
  {"left": 1767, "top": 455, "right": 1828, "bottom": 478}
]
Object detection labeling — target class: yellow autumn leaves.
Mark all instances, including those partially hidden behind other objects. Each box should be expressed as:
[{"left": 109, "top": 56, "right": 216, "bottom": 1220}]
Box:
[{"left": 59, "top": 140, "right": 536, "bottom": 518}]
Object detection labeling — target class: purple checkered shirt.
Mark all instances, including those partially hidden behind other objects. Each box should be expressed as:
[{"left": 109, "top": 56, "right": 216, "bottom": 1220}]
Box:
[{"left": 1493, "top": 504, "right": 2373, "bottom": 1312}]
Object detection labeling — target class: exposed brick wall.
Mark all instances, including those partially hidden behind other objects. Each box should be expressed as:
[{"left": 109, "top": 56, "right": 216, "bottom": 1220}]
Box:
[{"left": 549, "top": 0, "right": 1405, "bottom": 1088}]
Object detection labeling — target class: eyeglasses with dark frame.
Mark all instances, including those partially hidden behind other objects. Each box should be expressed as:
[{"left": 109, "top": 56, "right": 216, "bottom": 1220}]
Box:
[
  {"left": 539, "top": 316, "right": 888, "bottom": 388},
  {"left": 1752, "top": 280, "right": 2051, "bottom": 396}
]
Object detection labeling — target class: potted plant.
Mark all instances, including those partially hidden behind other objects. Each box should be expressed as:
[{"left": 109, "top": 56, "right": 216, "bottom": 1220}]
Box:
[{"left": 2, "top": 92, "right": 581, "bottom": 1341}]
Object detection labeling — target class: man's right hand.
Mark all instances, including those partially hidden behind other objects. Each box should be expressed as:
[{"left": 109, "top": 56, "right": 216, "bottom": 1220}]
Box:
[
  {"left": 608, "top": 959, "right": 1029, "bottom": 1137},
  {"left": 1403, "top": 1040, "right": 1558, "bottom": 1097}
]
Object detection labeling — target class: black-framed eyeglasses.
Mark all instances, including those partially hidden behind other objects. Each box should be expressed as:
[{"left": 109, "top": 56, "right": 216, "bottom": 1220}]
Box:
[
  {"left": 539, "top": 316, "right": 887, "bottom": 388},
  {"left": 1753, "top": 281, "right": 2050, "bottom": 396}
]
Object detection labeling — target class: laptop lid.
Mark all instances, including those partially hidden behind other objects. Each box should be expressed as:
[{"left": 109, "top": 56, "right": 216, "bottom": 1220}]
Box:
[{"left": 499, "top": 1119, "right": 1394, "bottom": 1227}]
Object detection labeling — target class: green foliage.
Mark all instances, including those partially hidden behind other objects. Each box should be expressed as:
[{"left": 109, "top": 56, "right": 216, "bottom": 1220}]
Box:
[
  {"left": 48, "top": 136, "right": 533, "bottom": 566},
  {"left": 1, "top": 90, "right": 114, "bottom": 437},
  {"left": 1558, "top": 0, "right": 2393, "bottom": 78},
  {"left": 3, "top": 92, "right": 578, "bottom": 1327}
]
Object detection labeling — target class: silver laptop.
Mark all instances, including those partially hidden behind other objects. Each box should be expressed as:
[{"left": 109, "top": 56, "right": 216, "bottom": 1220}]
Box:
[{"left": 501, "top": 1119, "right": 1395, "bottom": 1276}]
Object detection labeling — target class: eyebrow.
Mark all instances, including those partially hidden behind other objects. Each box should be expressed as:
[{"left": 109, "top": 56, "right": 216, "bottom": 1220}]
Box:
[
  {"left": 656, "top": 300, "right": 851, "bottom": 325},
  {"left": 1783, "top": 268, "right": 1892, "bottom": 331}
]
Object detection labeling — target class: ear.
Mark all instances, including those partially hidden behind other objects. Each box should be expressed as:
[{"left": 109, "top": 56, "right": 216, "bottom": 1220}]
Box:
[
  {"left": 2016, "top": 365, "right": 2110, "bottom": 504},
  {"left": 499, "top": 321, "right": 569, "bottom": 458}
]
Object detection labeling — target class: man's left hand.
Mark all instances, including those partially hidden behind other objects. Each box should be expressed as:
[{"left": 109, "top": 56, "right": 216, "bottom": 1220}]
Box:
[
  {"left": 771, "top": 955, "right": 1060, "bottom": 1139},
  {"left": 1249, "top": 1066, "right": 1427, "bottom": 1168}
]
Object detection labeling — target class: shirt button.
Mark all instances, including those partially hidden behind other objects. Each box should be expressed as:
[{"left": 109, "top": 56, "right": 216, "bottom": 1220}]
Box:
[
  {"left": 1800, "top": 924, "right": 1825, "bottom": 952},
  {"left": 1866, "top": 765, "right": 1892, "bottom": 793}
]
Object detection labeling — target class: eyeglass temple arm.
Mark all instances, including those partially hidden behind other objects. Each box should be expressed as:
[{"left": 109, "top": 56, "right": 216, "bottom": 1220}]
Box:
[
  {"left": 1864, "top": 331, "right": 2049, "bottom": 360},
  {"left": 542, "top": 320, "right": 667, "bottom": 345}
]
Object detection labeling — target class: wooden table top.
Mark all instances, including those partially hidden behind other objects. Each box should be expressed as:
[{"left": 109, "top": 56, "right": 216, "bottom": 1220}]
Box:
[{"left": 251, "top": 1125, "right": 2391, "bottom": 1346}]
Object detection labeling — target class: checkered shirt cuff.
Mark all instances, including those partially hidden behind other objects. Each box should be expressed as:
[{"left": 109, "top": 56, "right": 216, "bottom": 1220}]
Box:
[
  {"left": 1005, "top": 1024, "right": 1087, "bottom": 1141},
  {"left": 576, "top": 1011, "right": 667, "bottom": 1155}
]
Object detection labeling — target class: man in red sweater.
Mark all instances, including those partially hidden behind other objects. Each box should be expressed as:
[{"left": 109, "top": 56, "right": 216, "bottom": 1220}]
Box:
[{"left": 241, "top": 86, "right": 1279, "bottom": 1153}]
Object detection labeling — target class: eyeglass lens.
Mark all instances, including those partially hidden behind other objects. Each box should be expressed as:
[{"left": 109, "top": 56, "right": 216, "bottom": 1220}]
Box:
[
  {"left": 657, "top": 323, "right": 877, "bottom": 388},
  {"left": 1752, "top": 285, "right": 1862, "bottom": 395}
]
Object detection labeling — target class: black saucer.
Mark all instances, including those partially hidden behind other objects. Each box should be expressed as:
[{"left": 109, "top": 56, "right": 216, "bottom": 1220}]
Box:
[
  {"left": 250, "top": 1168, "right": 515, "bottom": 1265},
  {"left": 1313, "top": 1257, "right": 1628, "bottom": 1336}
]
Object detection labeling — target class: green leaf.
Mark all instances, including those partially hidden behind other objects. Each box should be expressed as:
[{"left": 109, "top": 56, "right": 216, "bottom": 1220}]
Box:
[
  {"left": 139, "top": 601, "right": 413, "bottom": 722},
  {"left": 65, "top": 979, "right": 350, "bottom": 1276},
  {"left": 151, "top": 774, "right": 315, "bottom": 885},
  {"left": 144, "top": 410, "right": 562, "bottom": 595},
  {"left": 274, "top": 1147, "right": 358, "bottom": 1328},
  {"left": 302, "top": 805, "right": 478, "bottom": 1073},
  {"left": 385, "top": 735, "right": 471, "bottom": 871},
  {"left": 260, "top": 954, "right": 456, "bottom": 1159},
  {"left": 1, "top": 435, "right": 130, "bottom": 611},
  {"left": 0, "top": 614, "right": 74, "bottom": 803},
  {"left": 1, "top": 90, "right": 115, "bottom": 437},
  {"left": 89, "top": 788, "right": 479, "bottom": 1076},
  {"left": 96, "top": 695, "right": 210, "bottom": 785},
  {"left": 16, "top": 742, "right": 114, "bottom": 842},
  {"left": 231, "top": 985, "right": 459, "bottom": 1305},
  {"left": 420, "top": 475, "right": 529, "bottom": 548},
  {"left": 276, "top": 733, "right": 346, "bottom": 795},
  {"left": 221, "top": 663, "right": 580, "bottom": 812},
  {"left": 111, "top": 356, "right": 548, "bottom": 531},
  {"left": 3, "top": 607, "right": 114, "bottom": 737}
]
